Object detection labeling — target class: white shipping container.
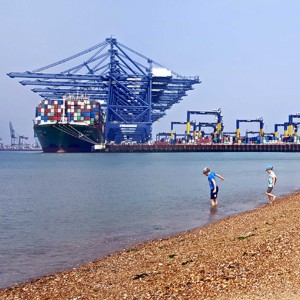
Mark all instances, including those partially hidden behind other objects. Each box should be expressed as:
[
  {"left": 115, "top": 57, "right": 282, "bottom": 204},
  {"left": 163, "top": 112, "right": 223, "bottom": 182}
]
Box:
[{"left": 151, "top": 67, "right": 172, "bottom": 77}]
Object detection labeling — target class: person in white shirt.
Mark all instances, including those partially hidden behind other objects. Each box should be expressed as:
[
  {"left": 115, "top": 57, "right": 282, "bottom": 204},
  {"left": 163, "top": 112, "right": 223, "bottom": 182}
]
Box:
[{"left": 265, "top": 165, "right": 277, "bottom": 203}]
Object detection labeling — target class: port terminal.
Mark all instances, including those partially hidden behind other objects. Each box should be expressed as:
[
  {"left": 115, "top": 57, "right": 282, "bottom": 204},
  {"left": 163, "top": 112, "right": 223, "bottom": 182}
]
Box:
[{"left": 92, "top": 144, "right": 106, "bottom": 151}]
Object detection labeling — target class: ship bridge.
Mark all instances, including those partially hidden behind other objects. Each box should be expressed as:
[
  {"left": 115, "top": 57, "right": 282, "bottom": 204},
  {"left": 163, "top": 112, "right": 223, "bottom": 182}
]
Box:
[{"left": 8, "top": 37, "right": 201, "bottom": 144}]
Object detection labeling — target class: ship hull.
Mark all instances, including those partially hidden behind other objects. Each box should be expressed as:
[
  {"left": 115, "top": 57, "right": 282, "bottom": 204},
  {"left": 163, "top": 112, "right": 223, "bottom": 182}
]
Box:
[{"left": 34, "top": 124, "right": 104, "bottom": 153}]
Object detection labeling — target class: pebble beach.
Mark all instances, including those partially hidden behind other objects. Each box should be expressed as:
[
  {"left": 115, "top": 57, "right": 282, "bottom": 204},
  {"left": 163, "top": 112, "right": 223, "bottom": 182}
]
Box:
[{"left": 1, "top": 192, "right": 300, "bottom": 300}]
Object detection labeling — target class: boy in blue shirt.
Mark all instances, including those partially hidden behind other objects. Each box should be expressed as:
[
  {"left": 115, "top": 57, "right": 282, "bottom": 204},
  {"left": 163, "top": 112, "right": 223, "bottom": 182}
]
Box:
[{"left": 203, "top": 167, "right": 224, "bottom": 207}]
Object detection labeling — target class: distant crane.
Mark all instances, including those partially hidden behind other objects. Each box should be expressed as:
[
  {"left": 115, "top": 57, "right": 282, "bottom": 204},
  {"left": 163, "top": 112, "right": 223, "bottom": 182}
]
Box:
[
  {"left": 9, "top": 121, "right": 28, "bottom": 147},
  {"left": 274, "top": 123, "right": 288, "bottom": 139},
  {"left": 288, "top": 113, "right": 300, "bottom": 136},
  {"left": 186, "top": 109, "right": 223, "bottom": 138},
  {"left": 236, "top": 118, "right": 264, "bottom": 141},
  {"left": 197, "top": 122, "right": 218, "bottom": 138},
  {"left": 170, "top": 121, "right": 196, "bottom": 141}
]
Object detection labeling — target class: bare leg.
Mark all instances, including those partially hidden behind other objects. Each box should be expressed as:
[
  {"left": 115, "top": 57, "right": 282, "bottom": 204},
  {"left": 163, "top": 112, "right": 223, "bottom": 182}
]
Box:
[
  {"left": 211, "top": 198, "right": 218, "bottom": 207},
  {"left": 265, "top": 192, "right": 276, "bottom": 202}
]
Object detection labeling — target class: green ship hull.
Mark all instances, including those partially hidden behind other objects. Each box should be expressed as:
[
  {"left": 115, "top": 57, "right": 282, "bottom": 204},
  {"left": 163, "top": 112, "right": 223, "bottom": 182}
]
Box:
[{"left": 34, "top": 123, "right": 104, "bottom": 153}]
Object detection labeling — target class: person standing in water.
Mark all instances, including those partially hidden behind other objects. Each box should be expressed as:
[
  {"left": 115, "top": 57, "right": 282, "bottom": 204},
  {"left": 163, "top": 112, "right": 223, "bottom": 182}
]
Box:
[
  {"left": 265, "top": 165, "right": 277, "bottom": 203},
  {"left": 202, "top": 167, "right": 224, "bottom": 207}
]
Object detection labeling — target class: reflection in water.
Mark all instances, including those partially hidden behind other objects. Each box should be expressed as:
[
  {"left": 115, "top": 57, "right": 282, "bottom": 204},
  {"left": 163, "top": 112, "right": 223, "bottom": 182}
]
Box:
[
  {"left": 210, "top": 206, "right": 218, "bottom": 215},
  {"left": 206, "top": 206, "right": 218, "bottom": 225}
]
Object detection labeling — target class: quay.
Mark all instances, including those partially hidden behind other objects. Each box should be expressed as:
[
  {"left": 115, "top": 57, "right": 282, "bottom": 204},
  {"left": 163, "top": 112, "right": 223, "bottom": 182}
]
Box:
[{"left": 105, "top": 143, "right": 300, "bottom": 152}]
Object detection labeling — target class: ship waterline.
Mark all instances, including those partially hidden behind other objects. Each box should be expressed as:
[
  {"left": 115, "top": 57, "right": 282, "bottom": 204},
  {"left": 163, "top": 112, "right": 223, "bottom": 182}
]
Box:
[{"left": 34, "top": 123, "right": 104, "bottom": 153}]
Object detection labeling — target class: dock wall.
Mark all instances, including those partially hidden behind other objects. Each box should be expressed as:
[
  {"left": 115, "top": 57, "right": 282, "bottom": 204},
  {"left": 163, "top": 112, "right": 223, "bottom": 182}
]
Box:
[{"left": 106, "top": 143, "right": 300, "bottom": 152}]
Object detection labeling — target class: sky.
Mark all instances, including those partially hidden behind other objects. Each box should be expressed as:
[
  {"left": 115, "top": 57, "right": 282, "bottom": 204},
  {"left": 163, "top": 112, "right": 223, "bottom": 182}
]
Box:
[{"left": 1, "top": 0, "right": 300, "bottom": 144}]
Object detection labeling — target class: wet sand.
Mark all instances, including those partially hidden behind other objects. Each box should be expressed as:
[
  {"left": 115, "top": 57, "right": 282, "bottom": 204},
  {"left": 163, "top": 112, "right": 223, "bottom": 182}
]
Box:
[{"left": 1, "top": 192, "right": 300, "bottom": 299}]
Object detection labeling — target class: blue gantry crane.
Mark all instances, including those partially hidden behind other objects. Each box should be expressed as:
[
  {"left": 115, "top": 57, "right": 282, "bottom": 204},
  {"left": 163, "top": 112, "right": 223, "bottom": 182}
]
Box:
[
  {"left": 8, "top": 37, "right": 200, "bottom": 144},
  {"left": 274, "top": 123, "right": 288, "bottom": 140},
  {"left": 170, "top": 121, "right": 196, "bottom": 142},
  {"left": 236, "top": 118, "right": 264, "bottom": 142},
  {"left": 163, "top": 110, "right": 223, "bottom": 144},
  {"left": 186, "top": 109, "right": 223, "bottom": 138},
  {"left": 288, "top": 113, "right": 300, "bottom": 137},
  {"left": 197, "top": 122, "right": 218, "bottom": 138}
]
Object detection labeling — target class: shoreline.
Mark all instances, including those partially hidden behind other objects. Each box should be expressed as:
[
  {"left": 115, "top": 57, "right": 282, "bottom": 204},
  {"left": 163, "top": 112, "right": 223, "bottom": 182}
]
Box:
[{"left": 1, "top": 192, "right": 300, "bottom": 299}]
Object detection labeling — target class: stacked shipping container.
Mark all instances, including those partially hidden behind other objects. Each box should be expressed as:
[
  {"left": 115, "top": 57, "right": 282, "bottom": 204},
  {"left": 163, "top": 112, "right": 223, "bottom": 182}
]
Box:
[
  {"left": 66, "top": 99, "right": 101, "bottom": 125},
  {"left": 35, "top": 100, "right": 64, "bottom": 124},
  {"left": 35, "top": 98, "right": 102, "bottom": 126}
]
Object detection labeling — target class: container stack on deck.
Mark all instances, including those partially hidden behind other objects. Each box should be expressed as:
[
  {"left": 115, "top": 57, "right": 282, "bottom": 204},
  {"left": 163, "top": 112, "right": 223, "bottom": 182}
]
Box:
[
  {"left": 35, "top": 100, "right": 64, "bottom": 124},
  {"left": 35, "top": 98, "right": 102, "bottom": 126},
  {"left": 66, "top": 99, "right": 101, "bottom": 125}
]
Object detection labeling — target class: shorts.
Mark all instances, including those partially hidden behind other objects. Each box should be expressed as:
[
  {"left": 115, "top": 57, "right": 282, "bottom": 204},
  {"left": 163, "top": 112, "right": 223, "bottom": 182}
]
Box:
[
  {"left": 266, "top": 186, "right": 273, "bottom": 193},
  {"left": 210, "top": 186, "right": 219, "bottom": 200}
]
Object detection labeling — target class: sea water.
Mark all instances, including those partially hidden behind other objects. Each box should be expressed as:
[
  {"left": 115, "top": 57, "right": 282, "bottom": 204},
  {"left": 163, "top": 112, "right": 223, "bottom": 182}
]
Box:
[{"left": 0, "top": 151, "right": 299, "bottom": 288}]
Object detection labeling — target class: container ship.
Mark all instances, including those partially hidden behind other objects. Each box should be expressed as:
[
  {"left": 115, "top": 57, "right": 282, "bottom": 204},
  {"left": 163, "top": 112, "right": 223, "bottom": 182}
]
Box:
[{"left": 34, "top": 95, "right": 105, "bottom": 153}]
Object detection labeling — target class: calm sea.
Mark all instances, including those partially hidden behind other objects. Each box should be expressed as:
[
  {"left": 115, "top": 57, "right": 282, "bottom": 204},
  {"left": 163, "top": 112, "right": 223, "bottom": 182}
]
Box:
[{"left": 0, "top": 151, "right": 299, "bottom": 288}]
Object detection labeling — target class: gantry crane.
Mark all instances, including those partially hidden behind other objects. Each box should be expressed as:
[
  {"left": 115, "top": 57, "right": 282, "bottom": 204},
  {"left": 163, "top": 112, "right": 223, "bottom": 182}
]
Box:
[
  {"left": 236, "top": 118, "right": 264, "bottom": 142},
  {"left": 288, "top": 113, "right": 300, "bottom": 136},
  {"left": 274, "top": 114, "right": 300, "bottom": 142},
  {"left": 274, "top": 123, "right": 288, "bottom": 139},
  {"left": 288, "top": 122, "right": 300, "bottom": 142},
  {"left": 197, "top": 122, "right": 218, "bottom": 138},
  {"left": 170, "top": 121, "right": 196, "bottom": 142},
  {"left": 8, "top": 37, "right": 201, "bottom": 144},
  {"left": 186, "top": 109, "right": 223, "bottom": 138},
  {"left": 9, "top": 121, "right": 28, "bottom": 147}
]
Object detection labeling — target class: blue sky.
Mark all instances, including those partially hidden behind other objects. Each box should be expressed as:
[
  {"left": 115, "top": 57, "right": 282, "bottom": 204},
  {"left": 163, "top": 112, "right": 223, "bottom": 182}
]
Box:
[{"left": 1, "top": 0, "right": 300, "bottom": 144}]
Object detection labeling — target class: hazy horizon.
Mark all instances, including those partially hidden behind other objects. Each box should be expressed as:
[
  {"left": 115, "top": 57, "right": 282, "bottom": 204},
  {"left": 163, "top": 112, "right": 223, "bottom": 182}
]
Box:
[{"left": 1, "top": 0, "right": 299, "bottom": 144}]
